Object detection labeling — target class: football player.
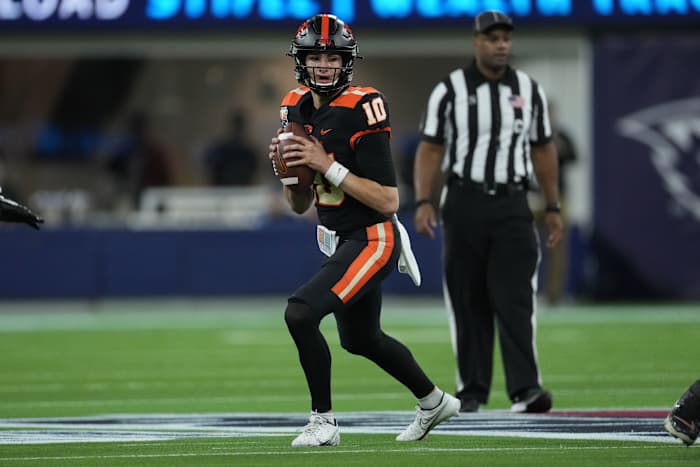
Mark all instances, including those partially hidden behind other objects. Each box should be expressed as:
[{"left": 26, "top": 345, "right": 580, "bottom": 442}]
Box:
[
  {"left": 268, "top": 14, "right": 459, "bottom": 447},
  {"left": 0, "top": 188, "right": 43, "bottom": 229}
]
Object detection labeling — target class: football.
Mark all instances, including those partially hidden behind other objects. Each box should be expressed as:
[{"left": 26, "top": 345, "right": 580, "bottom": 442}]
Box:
[{"left": 274, "top": 121, "right": 316, "bottom": 193}]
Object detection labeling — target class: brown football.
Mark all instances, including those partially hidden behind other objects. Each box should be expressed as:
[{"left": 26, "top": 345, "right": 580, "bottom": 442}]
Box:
[{"left": 274, "top": 121, "right": 316, "bottom": 193}]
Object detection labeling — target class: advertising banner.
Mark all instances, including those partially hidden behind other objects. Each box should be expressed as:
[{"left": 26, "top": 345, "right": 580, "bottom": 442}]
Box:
[
  {"left": 0, "top": 1, "right": 699, "bottom": 31},
  {"left": 593, "top": 34, "right": 700, "bottom": 299}
]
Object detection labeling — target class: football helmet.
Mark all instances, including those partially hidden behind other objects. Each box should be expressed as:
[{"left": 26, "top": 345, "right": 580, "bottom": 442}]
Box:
[{"left": 288, "top": 14, "right": 361, "bottom": 96}]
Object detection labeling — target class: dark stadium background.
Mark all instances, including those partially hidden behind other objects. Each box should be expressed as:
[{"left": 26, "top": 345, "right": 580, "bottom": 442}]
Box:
[{"left": 0, "top": 3, "right": 698, "bottom": 301}]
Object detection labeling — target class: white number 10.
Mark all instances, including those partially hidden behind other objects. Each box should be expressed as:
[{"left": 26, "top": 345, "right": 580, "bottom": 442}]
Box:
[{"left": 362, "top": 97, "right": 387, "bottom": 125}]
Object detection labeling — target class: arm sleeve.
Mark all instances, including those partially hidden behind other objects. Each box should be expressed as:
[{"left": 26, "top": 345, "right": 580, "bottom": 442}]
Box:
[
  {"left": 347, "top": 91, "right": 397, "bottom": 187},
  {"left": 354, "top": 131, "right": 397, "bottom": 187}
]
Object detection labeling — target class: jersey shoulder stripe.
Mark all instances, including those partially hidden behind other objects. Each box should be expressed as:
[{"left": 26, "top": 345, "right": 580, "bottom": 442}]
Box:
[
  {"left": 281, "top": 86, "right": 311, "bottom": 106},
  {"left": 330, "top": 86, "right": 382, "bottom": 109}
]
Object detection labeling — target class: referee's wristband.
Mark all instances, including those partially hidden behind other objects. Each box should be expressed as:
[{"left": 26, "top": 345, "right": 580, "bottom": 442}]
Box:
[
  {"left": 324, "top": 161, "right": 349, "bottom": 187},
  {"left": 545, "top": 202, "right": 561, "bottom": 214},
  {"left": 415, "top": 198, "right": 432, "bottom": 208}
]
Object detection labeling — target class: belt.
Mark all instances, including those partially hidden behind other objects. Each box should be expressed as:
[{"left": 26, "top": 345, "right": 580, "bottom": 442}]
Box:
[{"left": 452, "top": 178, "right": 528, "bottom": 196}]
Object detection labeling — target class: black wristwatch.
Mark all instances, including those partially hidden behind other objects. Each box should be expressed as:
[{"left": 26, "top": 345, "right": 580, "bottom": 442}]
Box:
[
  {"left": 415, "top": 198, "right": 432, "bottom": 208},
  {"left": 545, "top": 202, "right": 561, "bottom": 214}
]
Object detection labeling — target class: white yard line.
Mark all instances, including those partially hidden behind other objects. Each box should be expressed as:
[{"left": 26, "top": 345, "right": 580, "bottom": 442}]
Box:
[{"left": 0, "top": 444, "right": 674, "bottom": 462}]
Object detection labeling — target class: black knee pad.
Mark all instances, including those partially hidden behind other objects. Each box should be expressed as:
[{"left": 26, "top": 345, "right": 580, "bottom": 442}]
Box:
[{"left": 284, "top": 299, "right": 316, "bottom": 332}]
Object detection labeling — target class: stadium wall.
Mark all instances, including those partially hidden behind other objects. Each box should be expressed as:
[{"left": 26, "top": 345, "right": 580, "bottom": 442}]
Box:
[{"left": 0, "top": 222, "right": 587, "bottom": 299}]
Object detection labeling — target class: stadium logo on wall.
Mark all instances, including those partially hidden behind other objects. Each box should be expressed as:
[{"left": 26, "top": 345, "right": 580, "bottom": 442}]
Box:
[{"left": 617, "top": 97, "right": 700, "bottom": 222}]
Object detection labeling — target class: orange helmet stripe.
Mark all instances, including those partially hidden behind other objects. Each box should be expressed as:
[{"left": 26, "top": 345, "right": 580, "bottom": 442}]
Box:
[{"left": 320, "top": 14, "right": 331, "bottom": 46}]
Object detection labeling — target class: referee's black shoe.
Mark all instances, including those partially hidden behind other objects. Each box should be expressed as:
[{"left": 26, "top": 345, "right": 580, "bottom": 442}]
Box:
[
  {"left": 510, "top": 387, "right": 552, "bottom": 413},
  {"left": 459, "top": 398, "right": 479, "bottom": 413}
]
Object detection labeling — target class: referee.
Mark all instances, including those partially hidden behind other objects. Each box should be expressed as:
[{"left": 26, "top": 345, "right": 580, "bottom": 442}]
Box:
[{"left": 413, "top": 11, "right": 562, "bottom": 413}]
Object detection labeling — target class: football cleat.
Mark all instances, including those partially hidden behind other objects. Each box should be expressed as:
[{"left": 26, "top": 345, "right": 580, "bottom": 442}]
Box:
[
  {"left": 664, "top": 382, "right": 700, "bottom": 445},
  {"left": 664, "top": 411, "right": 698, "bottom": 445},
  {"left": 511, "top": 387, "right": 553, "bottom": 413},
  {"left": 291, "top": 413, "right": 340, "bottom": 447},
  {"left": 396, "top": 392, "right": 460, "bottom": 441}
]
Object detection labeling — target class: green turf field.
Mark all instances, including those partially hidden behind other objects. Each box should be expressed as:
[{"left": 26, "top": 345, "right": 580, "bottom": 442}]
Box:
[{"left": 0, "top": 297, "right": 697, "bottom": 465}]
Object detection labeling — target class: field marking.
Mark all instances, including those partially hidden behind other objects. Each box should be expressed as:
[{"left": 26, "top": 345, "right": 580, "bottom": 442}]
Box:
[
  {"left": 0, "top": 411, "right": 681, "bottom": 446},
  {"left": 0, "top": 444, "right": 675, "bottom": 462}
]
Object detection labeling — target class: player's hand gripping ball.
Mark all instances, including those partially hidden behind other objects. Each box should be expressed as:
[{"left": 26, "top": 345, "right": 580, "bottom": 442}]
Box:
[{"left": 273, "top": 121, "right": 315, "bottom": 193}]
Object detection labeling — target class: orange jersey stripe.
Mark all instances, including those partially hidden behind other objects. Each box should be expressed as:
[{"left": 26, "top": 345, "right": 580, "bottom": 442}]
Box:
[
  {"left": 349, "top": 127, "right": 392, "bottom": 151},
  {"left": 281, "top": 86, "right": 310, "bottom": 106},
  {"left": 330, "top": 86, "right": 381, "bottom": 109},
  {"left": 331, "top": 221, "right": 394, "bottom": 303}
]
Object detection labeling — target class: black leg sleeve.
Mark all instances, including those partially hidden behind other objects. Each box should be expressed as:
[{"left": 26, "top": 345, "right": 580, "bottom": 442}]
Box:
[{"left": 284, "top": 299, "right": 332, "bottom": 412}]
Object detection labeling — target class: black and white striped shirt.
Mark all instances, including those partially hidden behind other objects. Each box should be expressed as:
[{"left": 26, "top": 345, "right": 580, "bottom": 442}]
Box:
[{"left": 420, "top": 61, "right": 552, "bottom": 189}]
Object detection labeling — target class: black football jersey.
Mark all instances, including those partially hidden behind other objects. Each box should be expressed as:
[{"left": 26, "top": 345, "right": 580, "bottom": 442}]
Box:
[{"left": 280, "top": 86, "right": 397, "bottom": 233}]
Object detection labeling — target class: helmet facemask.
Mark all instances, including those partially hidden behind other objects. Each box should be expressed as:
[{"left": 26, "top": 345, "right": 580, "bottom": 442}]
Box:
[
  {"left": 288, "top": 14, "right": 362, "bottom": 96},
  {"left": 292, "top": 50, "right": 356, "bottom": 96}
]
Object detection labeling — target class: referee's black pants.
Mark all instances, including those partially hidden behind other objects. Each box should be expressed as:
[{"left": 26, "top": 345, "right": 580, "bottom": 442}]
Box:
[{"left": 442, "top": 180, "right": 541, "bottom": 404}]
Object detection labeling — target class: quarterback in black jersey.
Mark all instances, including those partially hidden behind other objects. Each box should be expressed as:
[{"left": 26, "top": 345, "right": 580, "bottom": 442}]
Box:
[
  {"left": 279, "top": 84, "right": 395, "bottom": 232},
  {"left": 268, "top": 14, "right": 459, "bottom": 447}
]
